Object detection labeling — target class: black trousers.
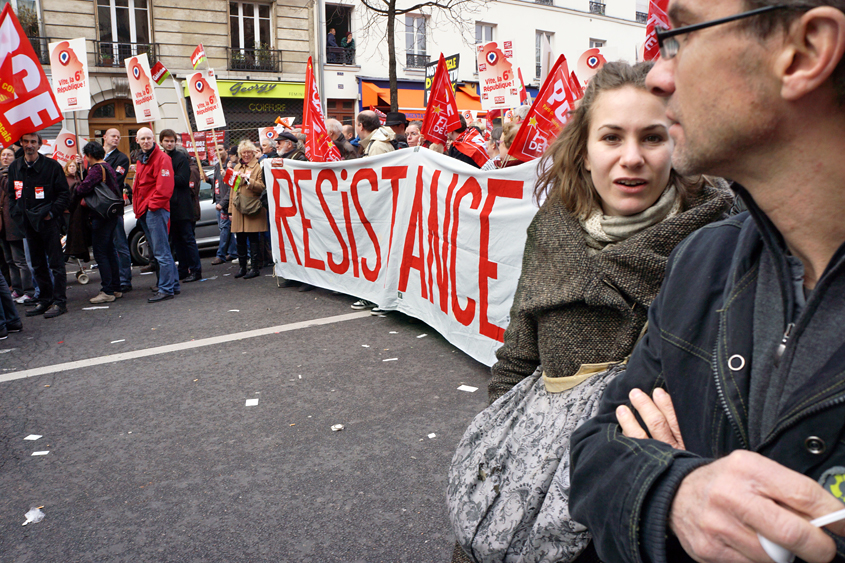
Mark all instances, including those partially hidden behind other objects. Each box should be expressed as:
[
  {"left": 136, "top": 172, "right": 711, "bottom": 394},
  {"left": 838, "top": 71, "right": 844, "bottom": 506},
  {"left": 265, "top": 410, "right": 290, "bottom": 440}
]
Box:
[
  {"left": 24, "top": 217, "right": 66, "bottom": 306},
  {"left": 236, "top": 232, "right": 261, "bottom": 271}
]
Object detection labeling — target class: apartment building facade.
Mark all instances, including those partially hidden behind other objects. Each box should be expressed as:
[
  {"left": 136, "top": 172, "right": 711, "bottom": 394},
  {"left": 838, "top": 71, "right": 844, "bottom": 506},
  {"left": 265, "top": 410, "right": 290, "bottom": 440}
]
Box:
[{"left": 13, "top": 0, "right": 314, "bottom": 156}]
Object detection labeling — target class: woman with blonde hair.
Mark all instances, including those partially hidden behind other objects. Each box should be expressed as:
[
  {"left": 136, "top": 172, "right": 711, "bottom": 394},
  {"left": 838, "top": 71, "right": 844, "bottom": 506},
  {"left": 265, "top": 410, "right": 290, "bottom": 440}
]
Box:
[
  {"left": 229, "top": 139, "right": 267, "bottom": 280},
  {"left": 449, "top": 60, "right": 733, "bottom": 563}
]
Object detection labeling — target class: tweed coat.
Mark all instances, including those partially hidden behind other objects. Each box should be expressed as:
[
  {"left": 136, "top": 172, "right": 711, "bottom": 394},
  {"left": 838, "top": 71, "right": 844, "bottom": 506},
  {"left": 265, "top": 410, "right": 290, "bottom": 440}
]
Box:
[
  {"left": 229, "top": 158, "right": 267, "bottom": 233},
  {"left": 488, "top": 180, "right": 733, "bottom": 403}
]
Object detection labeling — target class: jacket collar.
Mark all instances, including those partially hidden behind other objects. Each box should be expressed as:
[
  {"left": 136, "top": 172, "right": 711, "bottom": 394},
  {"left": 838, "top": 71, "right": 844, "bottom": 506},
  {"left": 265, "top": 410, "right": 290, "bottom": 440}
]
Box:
[{"left": 20, "top": 153, "right": 45, "bottom": 173}]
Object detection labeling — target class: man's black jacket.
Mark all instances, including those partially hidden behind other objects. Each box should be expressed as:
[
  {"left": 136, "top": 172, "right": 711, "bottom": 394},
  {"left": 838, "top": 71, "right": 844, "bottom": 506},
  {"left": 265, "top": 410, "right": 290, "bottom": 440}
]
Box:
[
  {"left": 166, "top": 148, "right": 193, "bottom": 222},
  {"left": 570, "top": 187, "right": 845, "bottom": 563},
  {"left": 105, "top": 148, "right": 130, "bottom": 187},
  {"left": 6, "top": 154, "right": 69, "bottom": 231}
]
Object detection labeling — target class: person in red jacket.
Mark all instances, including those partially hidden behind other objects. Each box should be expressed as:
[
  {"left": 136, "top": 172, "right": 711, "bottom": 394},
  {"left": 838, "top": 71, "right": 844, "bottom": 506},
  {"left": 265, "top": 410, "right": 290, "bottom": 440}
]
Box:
[{"left": 133, "top": 127, "right": 179, "bottom": 302}]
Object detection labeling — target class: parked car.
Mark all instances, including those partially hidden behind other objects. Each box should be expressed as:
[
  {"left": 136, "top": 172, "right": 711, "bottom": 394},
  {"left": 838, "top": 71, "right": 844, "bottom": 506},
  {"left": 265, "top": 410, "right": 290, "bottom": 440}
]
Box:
[{"left": 125, "top": 168, "right": 220, "bottom": 265}]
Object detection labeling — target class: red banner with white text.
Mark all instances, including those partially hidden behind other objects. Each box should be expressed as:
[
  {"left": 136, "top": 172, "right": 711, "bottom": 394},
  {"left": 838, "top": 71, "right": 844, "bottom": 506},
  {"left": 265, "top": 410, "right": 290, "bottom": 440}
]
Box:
[
  {"left": 263, "top": 150, "right": 541, "bottom": 365},
  {"left": 0, "top": 4, "right": 62, "bottom": 148},
  {"left": 421, "top": 53, "right": 461, "bottom": 145},
  {"left": 644, "top": 0, "right": 670, "bottom": 61}
]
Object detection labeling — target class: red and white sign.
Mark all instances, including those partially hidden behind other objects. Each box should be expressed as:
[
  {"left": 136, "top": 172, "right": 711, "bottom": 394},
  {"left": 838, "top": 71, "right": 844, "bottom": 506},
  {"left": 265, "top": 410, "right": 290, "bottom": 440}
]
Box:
[
  {"left": 48, "top": 37, "right": 91, "bottom": 112},
  {"left": 52, "top": 127, "right": 87, "bottom": 166},
  {"left": 508, "top": 54, "right": 578, "bottom": 163},
  {"left": 644, "top": 0, "right": 670, "bottom": 61},
  {"left": 187, "top": 70, "right": 226, "bottom": 130},
  {"left": 125, "top": 53, "right": 160, "bottom": 122},
  {"left": 264, "top": 150, "right": 542, "bottom": 365},
  {"left": 421, "top": 53, "right": 461, "bottom": 146},
  {"left": 181, "top": 130, "right": 225, "bottom": 163},
  {"left": 0, "top": 4, "right": 63, "bottom": 148},
  {"left": 302, "top": 56, "right": 341, "bottom": 162},
  {"left": 477, "top": 40, "right": 520, "bottom": 110},
  {"left": 13, "top": 180, "right": 22, "bottom": 199},
  {"left": 576, "top": 48, "right": 608, "bottom": 87}
]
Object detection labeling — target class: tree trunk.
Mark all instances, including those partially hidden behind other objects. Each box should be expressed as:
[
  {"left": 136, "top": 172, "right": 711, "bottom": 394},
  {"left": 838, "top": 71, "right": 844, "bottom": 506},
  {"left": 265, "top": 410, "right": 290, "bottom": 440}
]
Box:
[{"left": 387, "top": 0, "right": 398, "bottom": 112}]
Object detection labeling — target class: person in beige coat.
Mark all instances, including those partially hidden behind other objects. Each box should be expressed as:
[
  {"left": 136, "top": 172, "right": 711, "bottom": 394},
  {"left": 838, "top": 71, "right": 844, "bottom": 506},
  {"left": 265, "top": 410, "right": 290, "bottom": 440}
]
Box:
[{"left": 228, "top": 140, "right": 267, "bottom": 280}]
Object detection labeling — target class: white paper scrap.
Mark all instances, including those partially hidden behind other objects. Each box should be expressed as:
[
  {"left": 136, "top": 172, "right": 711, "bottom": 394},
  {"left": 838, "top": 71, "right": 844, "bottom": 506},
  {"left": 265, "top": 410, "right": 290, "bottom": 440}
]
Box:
[
  {"left": 228, "top": 309, "right": 240, "bottom": 312},
  {"left": 389, "top": 331, "right": 398, "bottom": 334},
  {"left": 110, "top": 339, "right": 125, "bottom": 344},
  {"left": 417, "top": 334, "right": 427, "bottom": 339},
  {"left": 245, "top": 398, "right": 259, "bottom": 407},
  {"left": 457, "top": 385, "right": 479, "bottom": 393},
  {"left": 362, "top": 344, "right": 370, "bottom": 348},
  {"left": 24, "top": 435, "right": 42, "bottom": 441},
  {"left": 31, "top": 451, "right": 49, "bottom": 456},
  {"left": 428, "top": 433, "right": 436, "bottom": 439},
  {"left": 383, "top": 358, "right": 398, "bottom": 362},
  {"left": 140, "top": 271, "right": 154, "bottom": 275},
  {"left": 82, "top": 306, "right": 109, "bottom": 310}
]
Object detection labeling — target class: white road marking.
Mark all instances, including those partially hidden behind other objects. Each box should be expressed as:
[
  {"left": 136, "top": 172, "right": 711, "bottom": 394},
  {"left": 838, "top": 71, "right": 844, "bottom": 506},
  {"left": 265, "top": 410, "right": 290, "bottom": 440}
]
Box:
[{"left": 0, "top": 312, "right": 371, "bottom": 384}]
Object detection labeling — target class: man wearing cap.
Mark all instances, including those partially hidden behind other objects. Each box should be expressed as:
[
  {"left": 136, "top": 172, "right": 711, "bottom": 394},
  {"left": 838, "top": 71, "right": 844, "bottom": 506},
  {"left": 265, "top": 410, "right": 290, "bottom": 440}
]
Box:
[
  {"left": 275, "top": 131, "right": 307, "bottom": 162},
  {"left": 356, "top": 110, "right": 396, "bottom": 157}
]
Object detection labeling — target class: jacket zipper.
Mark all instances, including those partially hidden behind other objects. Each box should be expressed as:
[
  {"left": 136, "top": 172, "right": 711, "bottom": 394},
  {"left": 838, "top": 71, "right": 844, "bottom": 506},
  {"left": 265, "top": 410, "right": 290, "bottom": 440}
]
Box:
[
  {"left": 712, "top": 340, "right": 749, "bottom": 449},
  {"left": 774, "top": 322, "right": 795, "bottom": 366},
  {"left": 757, "top": 393, "right": 845, "bottom": 453}
]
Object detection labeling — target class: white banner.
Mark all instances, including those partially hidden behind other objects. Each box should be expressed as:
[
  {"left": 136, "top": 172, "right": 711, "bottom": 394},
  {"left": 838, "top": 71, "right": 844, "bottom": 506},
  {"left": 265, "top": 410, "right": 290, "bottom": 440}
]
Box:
[
  {"left": 264, "top": 149, "right": 540, "bottom": 366},
  {"left": 48, "top": 38, "right": 91, "bottom": 112},
  {"left": 187, "top": 70, "right": 226, "bottom": 130},
  {"left": 125, "top": 53, "right": 160, "bottom": 122}
]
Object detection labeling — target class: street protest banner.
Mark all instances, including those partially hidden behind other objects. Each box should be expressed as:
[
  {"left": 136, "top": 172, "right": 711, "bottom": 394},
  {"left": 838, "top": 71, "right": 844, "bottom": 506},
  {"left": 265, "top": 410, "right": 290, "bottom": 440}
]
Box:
[
  {"left": 181, "top": 130, "right": 225, "bottom": 162},
  {"left": 48, "top": 37, "right": 91, "bottom": 112},
  {"left": 263, "top": 149, "right": 541, "bottom": 365},
  {"left": 302, "top": 56, "right": 341, "bottom": 162},
  {"left": 576, "top": 48, "right": 607, "bottom": 86},
  {"left": 125, "top": 53, "right": 159, "bottom": 122},
  {"left": 52, "top": 127, "right": 87, "bottom": 165},
  {"left": 508, "top": 54, "right": 578, "bottom": 162},
  {"left": 424, "top": 53, "right": 459, "bottom": 105},
  {"left": 0, "top": 4, "right": 62, "bottom": 148},
  {"left": 477, "top": 40, "right": 520, "bottom": 110},
  {"left": 421, "top": 53, "right": 460, "bottom": 146},
  {"left": 187, "top": 69, "right": 226, "bottom": 130},
  {"left": 644, "top": 0, "right": 669, "bottom": 61}
]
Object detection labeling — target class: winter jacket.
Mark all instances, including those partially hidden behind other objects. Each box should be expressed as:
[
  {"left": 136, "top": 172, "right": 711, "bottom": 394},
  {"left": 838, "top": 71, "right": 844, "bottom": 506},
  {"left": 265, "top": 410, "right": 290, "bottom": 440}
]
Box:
[
  {"left": 104, "top": 148, "right": 130, "bottom": 187},
  {"left": 188, "top": 158, "right": 202, "bottom": 222},
  {"left": 489, "top": 179, "right": 733, "bottom": 403},
  {"left": 228, "top": 158, "right": 267, "bottom": 233},
  {"left": 76, "top": 162, "right": 120, "bottom": 198},
  {"left": 166, "top": 147, "right": 193, "bottom": 222},
  {"left": 360, "top": 127, "right": 396, "bottom": 157},
  {"left": 334, "top": 133, "right": 358, "bottom": 160},
  {"left": 6, "top": 154, "right": 70, "bottom": 231},
  {"left": 133, "top": 144, "right": 174, "bottom": 218},
  {"left": 569, "top": 186, "right": 845, "bottom": 563},
  {"left": 213, "top": 163, "right": 231, "bottom": 212},
  {"left": 0, "top": 165, "right": 24, "bottom": 241}
]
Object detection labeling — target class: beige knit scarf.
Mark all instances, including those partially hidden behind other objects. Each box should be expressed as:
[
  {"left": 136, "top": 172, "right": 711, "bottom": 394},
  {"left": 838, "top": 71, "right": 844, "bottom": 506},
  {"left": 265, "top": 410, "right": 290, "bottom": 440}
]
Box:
[{"left": 580, "top": 185, "right": 681, "bottom": 254}]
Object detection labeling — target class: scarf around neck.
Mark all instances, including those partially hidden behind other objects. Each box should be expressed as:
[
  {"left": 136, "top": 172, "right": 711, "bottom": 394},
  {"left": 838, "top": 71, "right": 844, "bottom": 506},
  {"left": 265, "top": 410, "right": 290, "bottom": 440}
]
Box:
[{"left": 579, "top": 184, "right": 681, "bottom": 254}]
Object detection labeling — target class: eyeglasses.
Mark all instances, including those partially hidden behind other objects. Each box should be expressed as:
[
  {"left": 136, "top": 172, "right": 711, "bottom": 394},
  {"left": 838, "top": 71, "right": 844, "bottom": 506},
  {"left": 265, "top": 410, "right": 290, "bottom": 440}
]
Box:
[{"left": 656, "top": 5, "right": 788, "bottom": 59}]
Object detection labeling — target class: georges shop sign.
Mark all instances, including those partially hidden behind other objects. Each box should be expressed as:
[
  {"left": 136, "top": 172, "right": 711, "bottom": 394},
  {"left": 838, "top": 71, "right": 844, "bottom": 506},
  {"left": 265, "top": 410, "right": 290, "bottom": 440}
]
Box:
[
  {"left": 264, "top": 150, "right": 542, "bottom": 366},
  {"left": 224, "top": 81, "right": 305, "bottom": 99}
]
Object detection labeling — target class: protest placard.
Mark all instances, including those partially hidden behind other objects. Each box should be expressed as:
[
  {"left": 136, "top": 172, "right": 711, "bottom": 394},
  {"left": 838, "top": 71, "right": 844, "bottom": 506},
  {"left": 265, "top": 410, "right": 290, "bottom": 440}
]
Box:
[
  {"left": 48, "top": 38, "right": 91, "bottom": 112},
  {"left": 477, "top": 40, "right": 520, "bottom": 110},
  {"left": 187, "top": 70, "right": 226, "bottom": 130},
  {"left": 125, "top": 53, "right": 159, "bottom": 122}
]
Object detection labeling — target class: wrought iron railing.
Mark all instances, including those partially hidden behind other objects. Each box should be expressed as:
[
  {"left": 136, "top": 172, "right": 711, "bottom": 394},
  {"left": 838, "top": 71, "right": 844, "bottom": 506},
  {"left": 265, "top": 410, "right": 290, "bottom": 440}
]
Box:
[
  {"left": 535, "top": 0, "right": 554, "bottom": 5},
  {"left": 227, "top": 47, "right": 282, "bottom": 72},
  {"left": 327, "top": 46, "right": 356, "bottom": 65},
  {"left": 28, "top": 36, "right": 51, "bottom": 65},
  {"left": 589, "top": 1, "right": 605, "bottom": 15},
  {"left": 94, "top": 41, "right": 159, "bottom": 67},
  {"left": 636, "top": 11, "right": 648, "bottom": 23},
  {"left": 405, "top": 52, "right": 429, "bottom": 69}
]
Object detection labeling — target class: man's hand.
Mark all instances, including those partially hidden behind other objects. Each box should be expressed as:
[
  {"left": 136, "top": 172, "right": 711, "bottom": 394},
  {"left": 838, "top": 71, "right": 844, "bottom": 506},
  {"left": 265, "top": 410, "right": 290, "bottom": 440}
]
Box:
[
  {"left": 215, "top": 204, "right": 222, "bottom": 210},
  {"left": 617, "top": 388, "right": 685, "bottom": 450},
  {"left": 670, "top": 451, "right": 845, "bottom": 563}
]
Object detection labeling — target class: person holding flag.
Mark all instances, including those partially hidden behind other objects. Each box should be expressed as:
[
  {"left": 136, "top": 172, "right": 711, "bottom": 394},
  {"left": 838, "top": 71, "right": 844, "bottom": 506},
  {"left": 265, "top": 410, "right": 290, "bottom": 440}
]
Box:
[
  {"left": 447, "top": 115, "right": 490, "bottom": 169},
  {"left": 228, "top": 140, "right": 266, "bottom": 280}
]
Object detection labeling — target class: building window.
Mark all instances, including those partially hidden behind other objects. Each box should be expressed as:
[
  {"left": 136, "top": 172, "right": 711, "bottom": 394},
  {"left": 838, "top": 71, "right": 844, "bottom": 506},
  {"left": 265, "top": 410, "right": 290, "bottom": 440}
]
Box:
[
  {"left": 230, "top": 2, "right": 271, "bottom": 50},
  {"left": 590, "top": 38, "right": 605, "bottom": 49},
  {"left": 589, "top": 1, "right": 605, "bottom": 15},
  {"left": 405, "top": 14, "right": 427, "bottom": 68},
  {"left": 96, "top": 0, "right": 152, "bottom": 66},
  {"left": 5, "top": 0, "right": 40, "bottom": 35},
  {"left": 475, "top": 22, "right": 494, "bottom": 72},
  {"left": 535, "top": 31, "right": 553, "bottom": 78}
]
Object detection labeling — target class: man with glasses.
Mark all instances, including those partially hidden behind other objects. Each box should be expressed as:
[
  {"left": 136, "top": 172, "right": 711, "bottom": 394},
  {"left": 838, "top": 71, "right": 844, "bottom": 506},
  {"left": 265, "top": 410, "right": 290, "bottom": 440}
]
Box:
[{"left": 570, "top": 2, "right": 845, "bottom": 563}]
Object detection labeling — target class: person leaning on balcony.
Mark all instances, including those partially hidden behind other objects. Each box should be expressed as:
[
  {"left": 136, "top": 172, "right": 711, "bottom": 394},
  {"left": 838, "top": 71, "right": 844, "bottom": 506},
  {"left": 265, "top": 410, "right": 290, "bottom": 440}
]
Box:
[{"left": 341, "top": 32, "right": 355, "bottom": 64}]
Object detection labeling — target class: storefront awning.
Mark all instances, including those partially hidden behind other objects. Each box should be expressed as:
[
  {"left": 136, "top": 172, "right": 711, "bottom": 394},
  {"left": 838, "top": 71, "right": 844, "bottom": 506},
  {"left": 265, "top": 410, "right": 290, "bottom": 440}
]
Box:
[{"left": 362, "top": 81, "right": 483, "bottom": 115}]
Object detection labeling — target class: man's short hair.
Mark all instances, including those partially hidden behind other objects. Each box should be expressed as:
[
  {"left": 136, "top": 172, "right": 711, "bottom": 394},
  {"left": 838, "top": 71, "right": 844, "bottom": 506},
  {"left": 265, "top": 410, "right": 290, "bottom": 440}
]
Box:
[
  {"left": 744, "top": 1, "right": 845, "bottom": 104},
  {"left": 159, "top": 129, "right": 177, "bottom": 142},
  {"left": 455, "top": 114, "right": 467, "bottom": 133},
  {"left": 83, "top": 141, "right": 106, "bottom": 160},
  {"left": 20, "top": 132, "right": 42, "bottom": 144},
  {"left": 326, "top": 118, "right": 343, "bottom": 137},
  {"left": 357, "top": 112, "right": 381, "bottom": 133}
]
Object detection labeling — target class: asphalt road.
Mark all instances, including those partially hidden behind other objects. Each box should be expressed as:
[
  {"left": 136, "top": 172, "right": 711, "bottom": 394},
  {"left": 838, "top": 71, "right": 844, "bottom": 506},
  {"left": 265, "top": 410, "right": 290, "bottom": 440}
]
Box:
[{"left": 0, "top": 254, "right": 491, "bottom": 562}]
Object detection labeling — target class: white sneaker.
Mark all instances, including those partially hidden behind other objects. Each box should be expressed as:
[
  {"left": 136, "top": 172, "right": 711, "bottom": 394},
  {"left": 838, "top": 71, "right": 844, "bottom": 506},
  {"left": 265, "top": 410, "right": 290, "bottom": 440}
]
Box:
[
  {"left": 351, "top": 300, "right": 375, "bottom": 310},
  {"left": 371, "top": 307, "right": 389, "bottom": 315},
  {"left": 89, "top": 291, "right": 116, "bottom": 304}
]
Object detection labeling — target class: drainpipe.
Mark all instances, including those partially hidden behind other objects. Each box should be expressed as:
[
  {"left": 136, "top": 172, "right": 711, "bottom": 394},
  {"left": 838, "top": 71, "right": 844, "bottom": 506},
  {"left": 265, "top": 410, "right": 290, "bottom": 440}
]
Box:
[{"left": 316, "top": 0, "right": 326, "bottom": 114}]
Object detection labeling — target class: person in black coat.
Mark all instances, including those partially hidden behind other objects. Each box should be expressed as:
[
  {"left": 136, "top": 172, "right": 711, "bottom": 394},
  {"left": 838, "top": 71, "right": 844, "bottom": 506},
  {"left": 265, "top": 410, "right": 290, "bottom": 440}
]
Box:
[
  {"left": 160, "top": 130, "right": 202, "bottom": 283},
  {"left": 6, "top": 132, "right": 70, "bottom": 318},
  {"left": 103, "top": 128, "right": 133, "bottom": 292}
]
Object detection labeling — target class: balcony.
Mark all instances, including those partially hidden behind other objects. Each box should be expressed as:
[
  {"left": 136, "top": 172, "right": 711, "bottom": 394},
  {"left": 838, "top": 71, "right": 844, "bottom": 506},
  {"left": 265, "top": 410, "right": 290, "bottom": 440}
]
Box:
[
  {"left": 589, "top": 1, "right": 605, "bottom": 15},
  {"left": 327, "top": 46, "right": 356, "bottom": 66},
  {"left": 405, "top": 52, "right": 429, "bottom": 69},
  {"left": 28, "top": 36, "right": 51, "bottom": 65},
  {"left": 535, "top": 0, "right": 553, "bottom": 5},
  {"left": 636, "top": 11, "right": 648, "bottom": 23},
  {"left": 95, "top": 41, "right": 158, "bottom": 67},
  {"left": 227, "top": 47, "right": 282, "bottom": 73}
]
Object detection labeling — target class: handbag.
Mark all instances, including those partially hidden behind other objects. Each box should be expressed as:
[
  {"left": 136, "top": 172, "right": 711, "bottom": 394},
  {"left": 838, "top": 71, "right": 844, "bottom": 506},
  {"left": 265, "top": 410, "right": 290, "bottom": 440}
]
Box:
[
  {"left": 447, "top": 361, "right": 629, "bottom": 563},
  {"left": 232, "top": 186, "right": 263, "bottom": 216},
  {"left": 84, "top": 165, "right": 123, "bottom": 219}
]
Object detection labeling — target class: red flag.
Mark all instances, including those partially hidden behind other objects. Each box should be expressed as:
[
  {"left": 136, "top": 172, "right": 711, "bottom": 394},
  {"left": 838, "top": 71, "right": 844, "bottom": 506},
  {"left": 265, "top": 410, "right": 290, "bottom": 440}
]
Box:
[
  {"left": 303, "top": 57, "right": 341, "bottom": 163},
  {"left": 508, "top": 54, "right": 576, "bottom": 162},
  {"left": 0, "top": 4, "right": 62, "bottom": 148},
  {"left": 451, "top": 127, "right": 490, "bottom": 168},
  {"left": 191, "top": 43, "right": 207, "bottom": 69},
  {"left": 569, "top": 71, "right": 584, "bottom": 101},
  {"left": 421, "top": 53, "right": 460, "bottom": 145},
  {"left": 644, "top": 0, "right": 669, "bottom": 61},
  {"left": 370, "top": 106, "right": 386, "bottom": 125},
  {"left": 518, "top": 67, "right": 528, "bottom": 105}
]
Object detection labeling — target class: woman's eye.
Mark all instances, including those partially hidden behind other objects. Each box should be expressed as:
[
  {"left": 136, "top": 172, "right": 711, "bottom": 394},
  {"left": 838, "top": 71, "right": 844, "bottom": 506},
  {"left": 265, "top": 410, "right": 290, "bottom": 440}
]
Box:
[
  {"left": 602, "top": 135, "right": 620, "bottom": 142},
  {"left": 644, "top": 135, "right": 664, "bottom": 143}
]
